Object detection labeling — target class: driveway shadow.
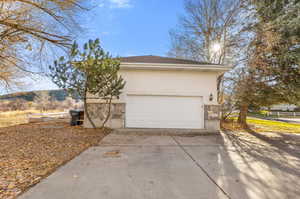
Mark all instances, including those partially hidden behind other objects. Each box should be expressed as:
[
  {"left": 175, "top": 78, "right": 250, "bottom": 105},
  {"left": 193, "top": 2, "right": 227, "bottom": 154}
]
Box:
[{"left": 176, "top": 135, "right": 253, "bottom": 199}]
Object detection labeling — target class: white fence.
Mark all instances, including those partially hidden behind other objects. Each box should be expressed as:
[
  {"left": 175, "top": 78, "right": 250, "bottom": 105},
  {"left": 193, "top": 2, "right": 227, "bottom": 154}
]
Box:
[
  {"left": 27, "top": 112, "right": 70, "bottom": 123},
  {"left": 28, "top": 112, "right": 69, "bottom": 118},
  {"left": 268, "top": 112, "right": 300, "bottom": 117}
]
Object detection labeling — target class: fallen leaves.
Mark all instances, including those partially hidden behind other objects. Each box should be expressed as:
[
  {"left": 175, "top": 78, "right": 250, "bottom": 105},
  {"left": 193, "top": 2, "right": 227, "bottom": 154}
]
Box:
[{"left": 0, "top": 121, "right": 108, "bottom": 199}]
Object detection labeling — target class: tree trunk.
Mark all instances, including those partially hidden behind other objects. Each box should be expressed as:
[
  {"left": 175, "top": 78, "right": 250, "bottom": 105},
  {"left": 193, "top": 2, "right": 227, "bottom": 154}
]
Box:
[
  {"left": 83, "top": 85, "right": 96, "bottom": 129},
  {"left": 217, "top": 74, "right": 224, "bottom": 103},
  {"left": 101, "top": 96, "right": 113, "bottom": 129},
  {"left": 238, "top": 104, "right": 249, "bottom": 127}
]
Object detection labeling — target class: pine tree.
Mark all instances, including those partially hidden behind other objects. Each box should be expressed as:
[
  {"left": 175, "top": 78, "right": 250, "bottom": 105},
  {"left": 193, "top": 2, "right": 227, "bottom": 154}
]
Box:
[
  {"left": 251, "top": 0, "right": 300, "bottom": 103},
  {"left": 49, "top": 39, "right": 126, "bottom": 128},
  {"left": 235, "top": 0, "right": 300, "bottom": 125}
]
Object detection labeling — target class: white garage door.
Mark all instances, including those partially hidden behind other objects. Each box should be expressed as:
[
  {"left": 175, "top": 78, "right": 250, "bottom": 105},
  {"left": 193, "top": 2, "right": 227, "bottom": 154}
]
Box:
[{"left": 126, "top": 95, "right": 204, "bottom": 129}]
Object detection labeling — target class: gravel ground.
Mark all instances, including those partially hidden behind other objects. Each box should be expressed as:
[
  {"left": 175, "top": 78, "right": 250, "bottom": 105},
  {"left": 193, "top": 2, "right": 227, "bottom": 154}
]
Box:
[{"left": 0, "top": 121, "right": 108, "bottom": 199}]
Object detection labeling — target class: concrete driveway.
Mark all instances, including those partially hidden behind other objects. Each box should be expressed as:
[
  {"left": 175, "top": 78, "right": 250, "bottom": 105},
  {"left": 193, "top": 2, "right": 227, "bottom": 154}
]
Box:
[{"left": 20, "top": 132, "right": 300, "bottom": 199}]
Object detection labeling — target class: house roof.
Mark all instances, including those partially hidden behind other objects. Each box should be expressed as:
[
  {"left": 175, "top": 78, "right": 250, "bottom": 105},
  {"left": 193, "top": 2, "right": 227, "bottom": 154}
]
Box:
[
  {"left": 118, "top": 55, "right": 231, "bottom": 72},
  {"left": 118, "top": 55, "right": 215, "bottom": 65}
]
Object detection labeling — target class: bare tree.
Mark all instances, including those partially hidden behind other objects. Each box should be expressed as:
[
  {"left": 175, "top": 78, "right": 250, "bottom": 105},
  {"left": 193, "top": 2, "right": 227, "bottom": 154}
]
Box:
[
  {"left": 0, "top": 0, "right": 88, "bottom": 89},
  {"left": 169, "top": 0, "right": 246, "bottom": 106},
  {"left": 169, "top": 0, "right": 244, "bottom": 65},
  {"left": 34, "top": 92, "right": 51, "bottom": 111}
]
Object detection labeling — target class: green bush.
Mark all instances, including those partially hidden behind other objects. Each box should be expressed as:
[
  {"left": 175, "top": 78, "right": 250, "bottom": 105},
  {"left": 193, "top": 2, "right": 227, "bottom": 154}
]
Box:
[{"left": 259, "top": 110, "right": 269, "bottom": 116}]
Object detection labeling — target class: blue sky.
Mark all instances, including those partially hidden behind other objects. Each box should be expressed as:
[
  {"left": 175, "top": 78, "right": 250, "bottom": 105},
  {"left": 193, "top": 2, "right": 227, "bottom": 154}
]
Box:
[
  {"left": 78, "top": 0, "right": 184, "bottom": 56},
  {"left": 2, "top": 0, "right": 185, "bottom": 94}
]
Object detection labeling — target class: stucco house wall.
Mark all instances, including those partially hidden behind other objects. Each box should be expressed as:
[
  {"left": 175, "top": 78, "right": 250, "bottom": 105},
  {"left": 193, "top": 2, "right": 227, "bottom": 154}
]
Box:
[{"left": 118, "top": 69, "right": 219, "bottom": 104}]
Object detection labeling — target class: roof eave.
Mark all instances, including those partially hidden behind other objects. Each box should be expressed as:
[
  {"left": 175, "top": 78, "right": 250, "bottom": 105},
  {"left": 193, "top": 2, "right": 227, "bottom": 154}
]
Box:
[{"left": 120, "top": 62, "right": 232, "bottom": 72}]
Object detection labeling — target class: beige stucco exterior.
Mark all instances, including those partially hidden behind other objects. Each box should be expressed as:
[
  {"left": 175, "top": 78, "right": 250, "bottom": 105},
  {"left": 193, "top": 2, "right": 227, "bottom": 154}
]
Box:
[
  {"left": 119, "top": 69, "right": 220, "bottom": 105},
  {"left": 87, "top": 67, "right": 224, "bottom": 105}
]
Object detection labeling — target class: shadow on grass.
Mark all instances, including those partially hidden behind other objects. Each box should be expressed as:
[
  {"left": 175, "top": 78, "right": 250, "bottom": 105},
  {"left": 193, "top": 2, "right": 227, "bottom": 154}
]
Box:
[
  {"left": 223, "top": 127, "right": 300, "bottom": 177},
  {"left": 245, "top": 127, "right": 300, "bottom": 159},
  {"left": 219, "top": 126, "right": 300, "bottom": 198}
]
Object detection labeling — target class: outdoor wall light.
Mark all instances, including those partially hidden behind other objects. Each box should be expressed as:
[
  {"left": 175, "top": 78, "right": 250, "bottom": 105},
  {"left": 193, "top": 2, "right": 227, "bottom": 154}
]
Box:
[{"left": 209, "top": 93, "right": 213, "bottom": 101}]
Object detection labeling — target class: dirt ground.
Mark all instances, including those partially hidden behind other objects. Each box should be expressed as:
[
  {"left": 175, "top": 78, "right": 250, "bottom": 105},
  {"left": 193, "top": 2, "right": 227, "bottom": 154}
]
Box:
[
  {"left": 19, "top": 129, "right": 300, "bottom": 199},
  {"left": 0, "top": 121, "right": 108, "bottom": 199}
]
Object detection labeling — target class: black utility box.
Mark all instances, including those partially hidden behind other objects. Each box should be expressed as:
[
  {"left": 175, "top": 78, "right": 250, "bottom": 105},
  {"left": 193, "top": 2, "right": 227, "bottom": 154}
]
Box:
[{"left": 69, "top": 110, "right": 84, "bottom": 126}]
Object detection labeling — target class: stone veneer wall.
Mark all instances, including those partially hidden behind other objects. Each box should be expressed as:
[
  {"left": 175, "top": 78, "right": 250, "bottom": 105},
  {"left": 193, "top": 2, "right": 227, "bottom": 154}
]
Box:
[
  {"left": 84, "top": 103, "right": 125, "bottom": 129},
  {"left": 204, "top": 105, "right": 221, "bottom": 131},
  {"left": 85, "top": 103, "right": 221, "bottom": 132}
]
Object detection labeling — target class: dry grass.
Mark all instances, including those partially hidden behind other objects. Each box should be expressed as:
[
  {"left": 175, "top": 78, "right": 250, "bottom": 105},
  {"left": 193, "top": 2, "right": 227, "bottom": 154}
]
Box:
[
  {"left": 0, "top": 110, "right": 65, "bottom": 128},
  {"left": 0, "top": 121, "right": 109, "bottom": 199}
]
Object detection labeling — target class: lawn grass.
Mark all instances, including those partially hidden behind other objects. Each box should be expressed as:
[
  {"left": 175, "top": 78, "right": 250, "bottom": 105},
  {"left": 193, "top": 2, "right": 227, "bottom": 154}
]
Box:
[
  {"left": 247, "top": 117, "right": 300, "bottom": 133},
  {"left": 224, "top": 117, "right": 300, "bottom": 134}
]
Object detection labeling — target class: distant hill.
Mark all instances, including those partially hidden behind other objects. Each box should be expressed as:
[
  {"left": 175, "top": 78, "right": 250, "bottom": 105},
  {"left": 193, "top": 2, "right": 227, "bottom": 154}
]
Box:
[{"left": 0, "top": 89, "right": 78, "bottom": 101}]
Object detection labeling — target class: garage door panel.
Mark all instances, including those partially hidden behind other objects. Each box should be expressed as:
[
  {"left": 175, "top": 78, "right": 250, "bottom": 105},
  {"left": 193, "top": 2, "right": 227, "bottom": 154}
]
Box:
[{"left": 126, "top": 95, "right": 204, "bottom": 129}]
